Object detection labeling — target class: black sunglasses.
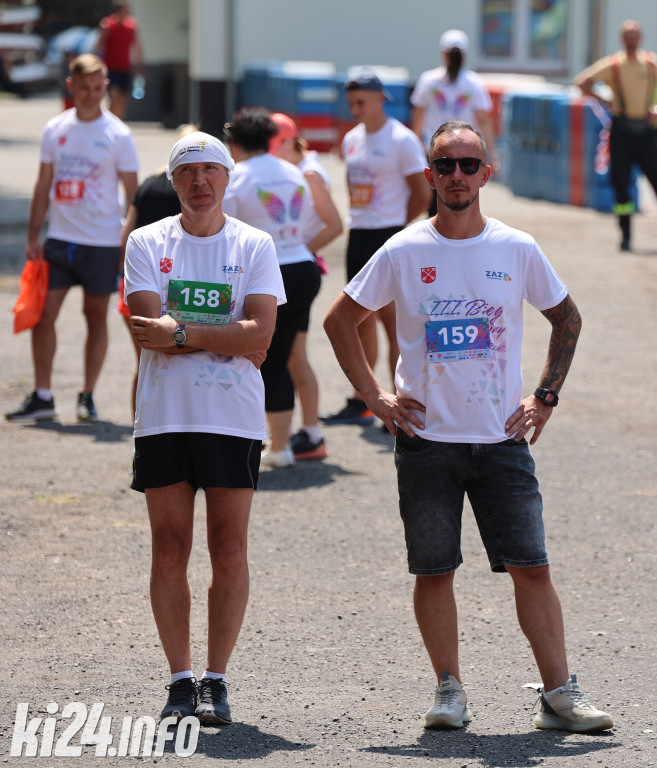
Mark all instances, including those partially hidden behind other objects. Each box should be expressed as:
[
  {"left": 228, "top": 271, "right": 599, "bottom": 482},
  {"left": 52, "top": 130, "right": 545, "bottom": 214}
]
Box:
[{"left": 432, "top": 157, "right": 486, "bottom": 175}]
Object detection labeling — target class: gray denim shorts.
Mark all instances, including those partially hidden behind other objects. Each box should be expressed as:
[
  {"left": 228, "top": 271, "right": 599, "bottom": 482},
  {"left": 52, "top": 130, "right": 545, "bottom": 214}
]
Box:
[{"left": 394, "top": 432, "right": 548, "bottom": 574}]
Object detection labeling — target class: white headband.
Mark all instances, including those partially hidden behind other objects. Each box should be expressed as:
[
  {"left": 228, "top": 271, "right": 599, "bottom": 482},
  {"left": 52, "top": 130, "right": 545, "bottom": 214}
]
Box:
[{"left": 166, "top": 131, "right": 235, "bottom": 179}]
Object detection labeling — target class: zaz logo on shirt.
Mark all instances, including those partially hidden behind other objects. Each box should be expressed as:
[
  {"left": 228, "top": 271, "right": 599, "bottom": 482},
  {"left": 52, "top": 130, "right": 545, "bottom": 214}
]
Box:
[
  {"left": 486, "top": 270, "right": 512, "bottom": 281},
  {"left": 421, "top": 267, "right": 436, "bottom": 284},
  {"left": 223, "top": 265, "right": 242, "bottom": 274}
]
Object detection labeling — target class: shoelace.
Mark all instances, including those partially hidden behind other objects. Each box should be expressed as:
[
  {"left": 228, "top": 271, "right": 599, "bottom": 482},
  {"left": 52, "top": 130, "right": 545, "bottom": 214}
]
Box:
[
  {"left": 197, "top": 678, "right": 227, "bottom": 703},
  {"left": 436, "top": 687, "right": 462, "bottom": 707},
  {"left": 166, "top": 678, "right": 196, "bottom": 705}
]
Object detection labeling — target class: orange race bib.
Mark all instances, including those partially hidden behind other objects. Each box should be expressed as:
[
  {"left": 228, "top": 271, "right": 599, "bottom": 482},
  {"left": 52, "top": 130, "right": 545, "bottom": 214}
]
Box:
[
  {"left": 349, "top": 184, "right": 374, "bottom": 207},
  {"left": 55, "top": 180, "right": 85, "bottom": 202}
]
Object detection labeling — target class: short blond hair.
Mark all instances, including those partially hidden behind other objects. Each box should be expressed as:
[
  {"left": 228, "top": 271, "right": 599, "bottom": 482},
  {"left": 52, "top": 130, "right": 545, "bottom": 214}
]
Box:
[{"left": 69, "top": 54, "right": 108, "bottom": 79}]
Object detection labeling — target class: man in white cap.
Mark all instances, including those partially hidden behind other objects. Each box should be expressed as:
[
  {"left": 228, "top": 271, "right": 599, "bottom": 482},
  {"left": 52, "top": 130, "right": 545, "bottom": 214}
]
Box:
[
  {"left": 124, "top": 131, "right": 285, "bottom": 725},
  {"left": 321, "top": 69, "right": 430, "bottom": 427},
  {"left": 411, "top": 29, "right": 497, "bottom": 215}
]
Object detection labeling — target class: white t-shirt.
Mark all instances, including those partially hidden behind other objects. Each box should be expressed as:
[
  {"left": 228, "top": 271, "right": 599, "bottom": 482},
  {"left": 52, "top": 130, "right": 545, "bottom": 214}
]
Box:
[
  {"left": 124, "top": 215, "right": 286, "bottom": 440},
  {"left": 342, "top": 118, "right": 427, "bottom": 229},
  {"left": 345, "top": 218, "right": 568, "bottom": 443},
  {"left": 40, "top": 108, "right": 139, "bottom": 246},
  {"left": 298, "top": 150, "right": 331, "bottom": 242},
  {"left": 223, "top": 154, "right": 314, "bottom": 266},
  {"left": 410, "top": 68, "right": 493, "bottom": 151}
]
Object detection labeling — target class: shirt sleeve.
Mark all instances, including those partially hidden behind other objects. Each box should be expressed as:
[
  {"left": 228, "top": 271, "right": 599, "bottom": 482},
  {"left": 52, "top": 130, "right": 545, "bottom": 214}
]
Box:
[
  {"left": 344, "top": 245, "right": 396, "bottom": 311},
  {"left": 410, "top": 71, "right": 430, "bottom": 108},
  {"left": 524, "top": 240, "right": 568, "bottom": 311},
  {"left": 398, "top": 130, "right": 429, "bottom": 177}
]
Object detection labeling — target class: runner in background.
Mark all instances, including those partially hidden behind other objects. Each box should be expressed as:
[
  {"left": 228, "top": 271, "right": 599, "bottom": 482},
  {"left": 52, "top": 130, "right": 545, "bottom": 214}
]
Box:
[
  {"left": 269, "top": 112, "right": 343, "bottom": 460},
  {"left": 321, "top": 70, "right": 430, "bottom": 428}
]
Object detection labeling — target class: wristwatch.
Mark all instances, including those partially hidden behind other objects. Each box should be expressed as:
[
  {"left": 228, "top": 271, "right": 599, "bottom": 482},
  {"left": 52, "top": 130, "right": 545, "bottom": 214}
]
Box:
[
  {"left": 173, "top": 323, "right": 186, "bottom": 348},
  {"left": 534, "top": 387, "right": 559, "bottom": 407}
]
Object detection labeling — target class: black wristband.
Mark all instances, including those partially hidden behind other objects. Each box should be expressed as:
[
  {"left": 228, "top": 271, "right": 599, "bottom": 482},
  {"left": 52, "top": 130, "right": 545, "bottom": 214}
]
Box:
[{"left": 534, "top": 387, "right": 559, "bottom": 407}]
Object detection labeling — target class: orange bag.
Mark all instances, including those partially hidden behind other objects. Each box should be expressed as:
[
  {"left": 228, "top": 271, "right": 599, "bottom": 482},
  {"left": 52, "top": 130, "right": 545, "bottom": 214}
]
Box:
[{"left": 12, "top": 258, "right": 49, "bottom": 334}]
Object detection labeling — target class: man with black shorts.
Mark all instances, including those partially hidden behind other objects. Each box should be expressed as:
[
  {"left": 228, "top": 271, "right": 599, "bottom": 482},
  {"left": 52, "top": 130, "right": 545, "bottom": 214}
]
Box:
[
  {"left": 95, "top": 1, "right": 144, "bottom": 120},
  {"left": 5, "top": 53, "right": 139, "bottom": 424},
  {"left": 124, "top": 132, "right": 285, "bottom": 724},
  {"left": 321, "top": 70, "right": 430, "bottom": 426},
  {"left": 324, "top": 121, "right": 613, "bottom": 733}
]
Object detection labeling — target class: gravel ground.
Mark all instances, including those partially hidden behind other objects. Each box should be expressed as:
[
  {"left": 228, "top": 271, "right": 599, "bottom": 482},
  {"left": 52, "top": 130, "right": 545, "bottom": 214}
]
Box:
[{"left": 1, "top": 94, "right": 656, "bottom": 767}]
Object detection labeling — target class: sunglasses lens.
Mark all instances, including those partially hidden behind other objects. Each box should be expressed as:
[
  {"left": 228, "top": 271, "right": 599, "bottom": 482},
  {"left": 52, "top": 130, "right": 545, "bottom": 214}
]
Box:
[
  {"left": 459, "top": 158, "right": 481, "bottom": 174},
  {"left": 434, "top": 158, "right": 456, "bottom": 174}
]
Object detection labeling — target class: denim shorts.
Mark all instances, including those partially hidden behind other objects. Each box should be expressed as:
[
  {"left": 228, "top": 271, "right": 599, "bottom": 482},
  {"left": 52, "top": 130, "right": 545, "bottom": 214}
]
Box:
[{"left": 394, "top": 432, "right": 548, "bottom": 574}]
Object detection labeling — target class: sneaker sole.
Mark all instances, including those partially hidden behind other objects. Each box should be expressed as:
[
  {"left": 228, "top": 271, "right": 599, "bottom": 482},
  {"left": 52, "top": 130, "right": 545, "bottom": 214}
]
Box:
[
  {"left": 77, "top": 412, "right": 99, "bottom": 423},
  {"left": 424, "top": 705, "right": 472, "bottom": 729},
  {"left": 6, "top": 410, "right": 57, "bottom": 422},
  {"left": 293, "top": 445, "right": 328, "bottom": 460},
  {"left": 533, "top": 711, "right": 613, "bottom": 732},
  {"left": 196, "top": 710, "right": 232, "bottom": 726}
]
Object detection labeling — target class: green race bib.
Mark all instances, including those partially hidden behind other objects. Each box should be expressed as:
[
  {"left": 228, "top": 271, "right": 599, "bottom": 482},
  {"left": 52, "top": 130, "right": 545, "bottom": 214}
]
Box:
[{"left": 166, "top": 279, "right": 232, "bottom": 325}]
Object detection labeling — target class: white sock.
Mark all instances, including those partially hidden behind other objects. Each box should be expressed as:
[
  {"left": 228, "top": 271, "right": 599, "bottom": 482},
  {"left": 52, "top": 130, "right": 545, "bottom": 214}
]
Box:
[
  {"left": 201, "top": 670, "right": 226, "bottom": 682},
  {"left": 302, "top": 425, "right": 322, "bottom": 443},
  {"left": 170, "top": 670, "right": 194, "bottom": 684},
  {"left": 37, "top": 388, "right": 53, "bottom": 401},
  {"left": 544, "top": 684, "right": 566, "bottom": 697}
]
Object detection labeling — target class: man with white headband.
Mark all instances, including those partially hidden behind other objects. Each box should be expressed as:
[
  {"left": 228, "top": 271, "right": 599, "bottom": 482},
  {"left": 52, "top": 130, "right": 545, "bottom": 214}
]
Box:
[{"left": 124, "top": 131, "right": 285, "bottom": 725}]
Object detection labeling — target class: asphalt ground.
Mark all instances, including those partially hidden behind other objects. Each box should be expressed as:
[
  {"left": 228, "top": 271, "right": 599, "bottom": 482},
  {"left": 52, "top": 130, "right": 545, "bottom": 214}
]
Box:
[{"left": 1, "top": 92, "right": 657, "bottom": 767}]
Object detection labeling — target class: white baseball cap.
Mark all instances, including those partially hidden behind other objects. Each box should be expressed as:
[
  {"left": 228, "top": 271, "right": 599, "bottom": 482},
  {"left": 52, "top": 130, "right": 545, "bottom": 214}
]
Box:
[
  {"left": 440, "top": 29, "right": 469, "bottom": 53},
  {"left": 166, "top": 131, "right": 234, "bottom": 179}
]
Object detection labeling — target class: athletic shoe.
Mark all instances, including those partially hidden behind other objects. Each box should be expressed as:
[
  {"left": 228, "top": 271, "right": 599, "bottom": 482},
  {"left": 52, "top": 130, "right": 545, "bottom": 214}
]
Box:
[
  {"left": 261, "top": 444, "right": 295, "bottom": 469},
  {"left": 320, "top": 398, "right": 375, "bottom": 426},
  {"left": 290, "top": 429, "right": 328, "bottom": 460},
  {"left": 5, "top": 392, "right": 56, "bottom": 421},
  {"left": 424, "top": 671, "right": 472, "bottom": 729},
  {"left": 77, "top": 391, "right": 98, "bottom": 422},
  {"left": 160, "top": 677, "right": 197, "bottom": 721},
  {"left": 533, "top": 674, "right": 613, "bottom": 732},
  {"left": 195, "top": 678, "right": 232, "bottom": 725}
]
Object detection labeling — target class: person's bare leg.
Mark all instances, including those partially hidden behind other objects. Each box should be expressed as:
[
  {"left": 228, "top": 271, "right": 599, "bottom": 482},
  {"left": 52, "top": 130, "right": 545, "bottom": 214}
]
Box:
[
  {"left": 108, "top": 86, "right": 127, "bottom": 120},
  {"left": 414, "top": 572, "right": 461, "bottom": 681},
  {"left": 146, "top": 482, "right": 195, "bottom": 673},
  {"left": 204, "top": 487, "right": 253, "bottom": 673},
  {"left": 82, "top": 292, "right": 111, "bottom": 393},
  {"left": 507, "top": 565, "right": 569, "bottom": 691},
  {"left": 32, "top": 288, "right": 68, "bottom": 389},
  {"left": 287, "top": 331, "right": 319, "bottom": 427},
  {"left": 267, "top": 409, "right": 294, "bottom": 453}
]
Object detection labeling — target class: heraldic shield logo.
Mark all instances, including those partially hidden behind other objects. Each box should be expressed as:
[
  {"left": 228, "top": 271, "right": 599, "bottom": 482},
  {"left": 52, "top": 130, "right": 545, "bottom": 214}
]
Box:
[{"left": 421, "top": 267, "right": 436, "bottom": 284}]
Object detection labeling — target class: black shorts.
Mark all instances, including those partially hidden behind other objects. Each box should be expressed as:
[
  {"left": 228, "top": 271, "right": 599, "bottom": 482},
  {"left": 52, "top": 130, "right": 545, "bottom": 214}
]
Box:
[
  {"left": 131, "top": 432, "right": 261, "bottom": 493},
  {"left": 108, "top": 71, "right": 132, "bottom": 94},
  {"left": 346, "top": 226, "right": 404, "bottom": 282},
  {"left": 45, "top": 238, "right": 120, "bottom": 295}
]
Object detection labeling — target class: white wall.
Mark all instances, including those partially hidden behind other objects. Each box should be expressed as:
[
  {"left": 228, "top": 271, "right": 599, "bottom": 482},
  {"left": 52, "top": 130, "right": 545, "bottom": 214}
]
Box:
[
  {"left": 132, "top": 0, "right": 188, "bottom": 64},
  {"left": 232, "top": 0, "right": 479, "bottom": 81}
]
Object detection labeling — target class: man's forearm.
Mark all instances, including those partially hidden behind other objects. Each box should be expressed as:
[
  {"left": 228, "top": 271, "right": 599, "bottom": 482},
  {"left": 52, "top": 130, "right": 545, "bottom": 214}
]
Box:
[{"left": 538, "top": 295, "right": 582, "bottom": 391}]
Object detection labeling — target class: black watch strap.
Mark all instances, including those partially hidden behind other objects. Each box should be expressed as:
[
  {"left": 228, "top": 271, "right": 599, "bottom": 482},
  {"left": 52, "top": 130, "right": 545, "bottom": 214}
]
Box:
[{"left": 534, "top": 387, "right": 559, "bottom": 407}]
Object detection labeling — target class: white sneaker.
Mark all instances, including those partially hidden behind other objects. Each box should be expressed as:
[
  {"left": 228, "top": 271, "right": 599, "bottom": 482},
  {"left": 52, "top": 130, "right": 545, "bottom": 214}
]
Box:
[
  {"left": 261, "top": 444, "right": 295, "bottom": 469},
  {"left": 424, "top": 671, "right": 472, "bottom": 729},
  {"left": 534, "top": 674, "right": 613, "bottom": 732}
]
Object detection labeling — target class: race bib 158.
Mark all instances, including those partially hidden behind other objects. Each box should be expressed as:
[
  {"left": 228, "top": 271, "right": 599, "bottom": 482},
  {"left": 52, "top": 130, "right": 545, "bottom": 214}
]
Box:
[{"left": 166, "top": 279, "right": 232, "bottom": 325}]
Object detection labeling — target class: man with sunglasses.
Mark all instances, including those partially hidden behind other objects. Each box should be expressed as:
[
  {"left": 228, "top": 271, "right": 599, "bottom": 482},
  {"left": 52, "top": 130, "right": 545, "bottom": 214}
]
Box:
[{"left": 324, "top": 121, "right": 612, "bottom": 733}]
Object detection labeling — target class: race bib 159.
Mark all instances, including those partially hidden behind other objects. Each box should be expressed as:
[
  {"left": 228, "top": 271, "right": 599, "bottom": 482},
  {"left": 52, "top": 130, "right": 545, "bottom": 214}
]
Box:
[{"left": 425, "top": 317, "right": 492, "bottom": 362}]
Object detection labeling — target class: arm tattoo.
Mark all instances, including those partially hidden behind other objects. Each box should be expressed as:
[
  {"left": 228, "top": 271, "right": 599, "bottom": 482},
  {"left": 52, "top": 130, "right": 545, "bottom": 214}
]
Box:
[{"left": 539, "top": 295, "right": 582, "bottom": 392}]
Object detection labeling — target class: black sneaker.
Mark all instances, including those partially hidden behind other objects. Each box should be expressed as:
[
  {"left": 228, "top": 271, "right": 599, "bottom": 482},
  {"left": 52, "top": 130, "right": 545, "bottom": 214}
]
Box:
[
  {"left": 160, "top": 677, "right": 197, "bottom": 721},
  {"left": 290, "top": 429, "right": 328, "bottom": 460},
  {"left": 195, "top": 677, "right": 232, "bottom": 725},
  {"left": 77, "top": 391, "right": 98, "bottom": 422},
  {"left": 320, "top": 398, "right": 375, "bottom": 426},
  {"left": 5, "top": 391, "right": 56, "bottom": 421}
]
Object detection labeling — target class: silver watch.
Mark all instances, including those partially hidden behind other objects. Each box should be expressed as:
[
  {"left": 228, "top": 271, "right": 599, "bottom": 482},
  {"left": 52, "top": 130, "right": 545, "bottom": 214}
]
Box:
[{"left": 173, "top": 323, "right": 186, "bottom": 348}]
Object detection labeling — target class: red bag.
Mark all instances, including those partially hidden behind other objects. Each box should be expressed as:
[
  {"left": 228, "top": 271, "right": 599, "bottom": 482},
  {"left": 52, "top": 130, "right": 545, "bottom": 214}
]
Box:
[{"left": 12, "top": 258, "right": 49, "bottom": 334}]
